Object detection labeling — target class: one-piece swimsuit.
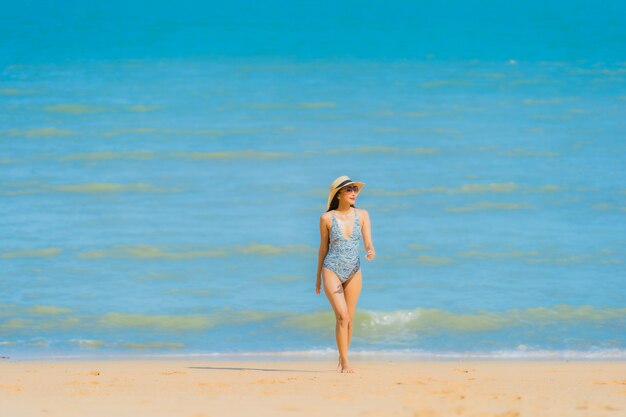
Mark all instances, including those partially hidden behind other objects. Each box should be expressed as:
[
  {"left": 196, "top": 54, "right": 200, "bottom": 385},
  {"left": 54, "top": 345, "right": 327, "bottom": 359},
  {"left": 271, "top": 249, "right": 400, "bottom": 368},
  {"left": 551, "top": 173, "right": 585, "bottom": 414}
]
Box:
[{"left": 323, "top": 208, "right": 361, "bottom": 282}]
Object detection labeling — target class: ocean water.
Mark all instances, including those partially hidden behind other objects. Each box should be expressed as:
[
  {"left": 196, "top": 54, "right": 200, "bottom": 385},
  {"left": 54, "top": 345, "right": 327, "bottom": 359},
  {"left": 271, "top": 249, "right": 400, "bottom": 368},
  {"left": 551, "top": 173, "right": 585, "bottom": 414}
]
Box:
[{"left": 1, "top": 1, "right": 625, "bottom": 360}]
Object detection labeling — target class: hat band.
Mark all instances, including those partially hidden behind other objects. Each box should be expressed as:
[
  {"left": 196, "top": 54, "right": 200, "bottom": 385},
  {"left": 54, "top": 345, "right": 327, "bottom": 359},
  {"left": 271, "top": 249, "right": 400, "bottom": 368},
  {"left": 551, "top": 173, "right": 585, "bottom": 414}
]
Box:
[{"left": 335, "top": 179, "right": 353, "bottom": 189}]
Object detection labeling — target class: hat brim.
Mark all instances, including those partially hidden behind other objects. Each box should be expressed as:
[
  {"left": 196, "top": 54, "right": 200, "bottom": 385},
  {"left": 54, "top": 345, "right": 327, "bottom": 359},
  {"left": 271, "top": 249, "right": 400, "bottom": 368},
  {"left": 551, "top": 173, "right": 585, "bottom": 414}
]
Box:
[{"left": 326, "top": 181, "right": 365, "bottom": 210}]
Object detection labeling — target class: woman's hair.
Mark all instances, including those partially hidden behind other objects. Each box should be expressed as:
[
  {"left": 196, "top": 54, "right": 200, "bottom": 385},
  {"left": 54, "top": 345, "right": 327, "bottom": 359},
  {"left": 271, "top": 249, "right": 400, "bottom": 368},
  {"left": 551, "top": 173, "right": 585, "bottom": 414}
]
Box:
[{"left": 327, "top": 189, "right": 356, "bottom": 212}]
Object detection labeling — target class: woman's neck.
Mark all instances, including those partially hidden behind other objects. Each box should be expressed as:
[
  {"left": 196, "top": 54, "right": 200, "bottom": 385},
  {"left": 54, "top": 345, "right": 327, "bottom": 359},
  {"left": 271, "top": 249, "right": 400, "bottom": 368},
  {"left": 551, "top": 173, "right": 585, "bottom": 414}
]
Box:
[{"left": 336, "top": 202, "right": 352, "bottom": 213}]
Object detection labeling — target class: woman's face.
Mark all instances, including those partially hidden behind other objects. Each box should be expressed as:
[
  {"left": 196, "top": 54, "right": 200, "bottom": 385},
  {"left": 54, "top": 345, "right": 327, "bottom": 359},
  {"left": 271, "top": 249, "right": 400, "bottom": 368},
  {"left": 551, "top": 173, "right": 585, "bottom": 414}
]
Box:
[{"left": 338, "top": 184, "right": 359, "bottom": 206}]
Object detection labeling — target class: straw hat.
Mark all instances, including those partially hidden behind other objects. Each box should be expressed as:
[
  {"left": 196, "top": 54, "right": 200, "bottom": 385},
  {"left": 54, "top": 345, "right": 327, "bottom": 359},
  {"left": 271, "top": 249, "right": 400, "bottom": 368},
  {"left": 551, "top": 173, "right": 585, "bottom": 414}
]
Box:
[{"left": 326, "top": 176, "right": 365, "bottom": 210}]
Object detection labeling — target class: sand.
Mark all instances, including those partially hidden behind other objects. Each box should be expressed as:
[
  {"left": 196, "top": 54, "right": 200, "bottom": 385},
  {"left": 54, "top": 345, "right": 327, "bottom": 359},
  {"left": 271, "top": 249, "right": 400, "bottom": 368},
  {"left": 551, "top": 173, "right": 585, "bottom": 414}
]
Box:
[{"left": 1, "top": 360, "right": 625, "bottom": 417}]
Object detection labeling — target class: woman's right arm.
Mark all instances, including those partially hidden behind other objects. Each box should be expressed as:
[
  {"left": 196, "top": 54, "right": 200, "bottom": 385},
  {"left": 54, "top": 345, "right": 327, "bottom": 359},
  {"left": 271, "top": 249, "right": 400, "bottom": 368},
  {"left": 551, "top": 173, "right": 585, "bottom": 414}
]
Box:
[{"left": 316, "top": 214, "right": 330, "bottom": 294}]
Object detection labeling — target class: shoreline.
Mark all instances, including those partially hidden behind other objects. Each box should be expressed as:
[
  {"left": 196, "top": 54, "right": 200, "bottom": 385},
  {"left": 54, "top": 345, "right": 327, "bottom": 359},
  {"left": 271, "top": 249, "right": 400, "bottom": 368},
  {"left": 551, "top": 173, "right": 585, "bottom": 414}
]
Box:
[
  {"left": 4, "top": 356, "right": 625, "bottom": 363},
  {"left": 3, "top": 348, "right": 625, "bottom": 362},
  {"left": 2, "top": 360, "right": 625, "bottom": 417}
]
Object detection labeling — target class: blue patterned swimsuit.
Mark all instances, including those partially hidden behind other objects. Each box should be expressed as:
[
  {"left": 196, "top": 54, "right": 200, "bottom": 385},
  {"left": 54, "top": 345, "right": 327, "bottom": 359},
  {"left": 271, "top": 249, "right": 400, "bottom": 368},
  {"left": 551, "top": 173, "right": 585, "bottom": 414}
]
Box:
[{"left": 323, "top": 208, "right": 361, "bottom": 282}]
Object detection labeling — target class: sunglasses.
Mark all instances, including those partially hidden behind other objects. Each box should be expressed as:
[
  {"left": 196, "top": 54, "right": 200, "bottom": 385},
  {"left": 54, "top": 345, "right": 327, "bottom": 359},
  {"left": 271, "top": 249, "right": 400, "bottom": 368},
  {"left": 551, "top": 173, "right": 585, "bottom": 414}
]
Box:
[{"left": 342, "top": 185, "right": 359, "bottom": 193}]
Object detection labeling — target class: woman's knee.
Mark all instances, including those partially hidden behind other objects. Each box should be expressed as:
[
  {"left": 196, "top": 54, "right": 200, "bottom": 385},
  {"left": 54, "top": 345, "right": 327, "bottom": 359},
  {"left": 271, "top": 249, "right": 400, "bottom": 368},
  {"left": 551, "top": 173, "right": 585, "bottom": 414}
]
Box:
[{"left": 336, "top": 311, "right": 351, "bottom": 327}]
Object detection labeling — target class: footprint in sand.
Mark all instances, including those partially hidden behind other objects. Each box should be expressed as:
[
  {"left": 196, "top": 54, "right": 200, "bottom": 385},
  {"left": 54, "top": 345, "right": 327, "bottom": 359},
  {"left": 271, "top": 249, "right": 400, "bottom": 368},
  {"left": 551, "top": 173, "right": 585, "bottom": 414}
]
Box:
[
  {"left": 65, "top": 381, "right": 100, "bottom": 386},
  {"left": 454, "top": 368, "right": 476, "bottom": 374},
  {"left": 88, "top": 371, "right": 100, "bottom": 376},
  {"left": 430, "top": 389, "right": 453, "bottom": 395},
  {"left": 161, "top": 371, "right": 186, "bottom": 375},
  {"left": 495, "top": 412, "right": 519, "bottom": 417},
  {"left": 0, "top": 384, "right": 22, "bottom": 393},
  {"left": 396, "top": 380, "right": 426, "bottom": 385},
  {"left": 250, "top": 379, "right": 286, "bottom": 385},
  {"left": 593, "top": 380, "right": 626, "bottom": 388},
  {"left": 195, "top": 382, "right": 231, "bottom": 388},
  {"left": 577, "top": 405, "right": 621, "bottom": 412}
]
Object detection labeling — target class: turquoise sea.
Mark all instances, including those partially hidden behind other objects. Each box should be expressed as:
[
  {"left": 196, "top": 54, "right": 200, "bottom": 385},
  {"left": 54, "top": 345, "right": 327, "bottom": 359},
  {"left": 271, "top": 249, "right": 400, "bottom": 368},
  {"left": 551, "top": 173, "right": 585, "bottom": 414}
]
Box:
[{"left": 1, "top": 1, "right": 625, "bottom": 360}]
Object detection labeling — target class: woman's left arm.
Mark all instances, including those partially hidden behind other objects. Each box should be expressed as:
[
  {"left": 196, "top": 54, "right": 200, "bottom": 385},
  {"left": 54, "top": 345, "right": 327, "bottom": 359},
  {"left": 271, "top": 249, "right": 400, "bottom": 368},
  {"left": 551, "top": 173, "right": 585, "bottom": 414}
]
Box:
[{"left": 360, "top": 209, "right": 376, "bottom": 260}]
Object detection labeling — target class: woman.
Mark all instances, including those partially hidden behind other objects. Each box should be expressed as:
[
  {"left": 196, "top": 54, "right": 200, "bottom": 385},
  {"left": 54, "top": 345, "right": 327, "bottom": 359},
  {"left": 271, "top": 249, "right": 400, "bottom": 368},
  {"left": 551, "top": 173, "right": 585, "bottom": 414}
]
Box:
[{"left": 316, "top": 175, "right": 376, "bottom": 373}]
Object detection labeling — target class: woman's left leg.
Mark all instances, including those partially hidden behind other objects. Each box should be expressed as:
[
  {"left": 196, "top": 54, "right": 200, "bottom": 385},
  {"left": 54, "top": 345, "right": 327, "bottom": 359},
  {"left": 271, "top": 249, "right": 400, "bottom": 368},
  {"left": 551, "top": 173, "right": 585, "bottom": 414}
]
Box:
[{"left": 343, "top": 270, "right": 362, "bottom": 351}]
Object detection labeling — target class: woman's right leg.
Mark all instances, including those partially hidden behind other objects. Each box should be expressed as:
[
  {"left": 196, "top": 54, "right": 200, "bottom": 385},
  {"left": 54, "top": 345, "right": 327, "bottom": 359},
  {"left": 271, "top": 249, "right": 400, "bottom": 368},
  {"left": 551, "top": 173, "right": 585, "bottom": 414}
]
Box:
[{"left": 322, "top": 268, "right": 354, "bottom": 373}]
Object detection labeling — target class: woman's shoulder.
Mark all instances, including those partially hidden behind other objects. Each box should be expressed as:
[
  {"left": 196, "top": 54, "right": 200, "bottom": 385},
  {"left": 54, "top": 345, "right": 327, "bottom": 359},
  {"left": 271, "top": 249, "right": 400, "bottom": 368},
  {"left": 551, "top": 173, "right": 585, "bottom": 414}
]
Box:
[
  {"left": 320, "top": 211, "right": 334, "bottom": 221},
  {"left": 355, "top": 207, "right": 369, "bottom": 218}
]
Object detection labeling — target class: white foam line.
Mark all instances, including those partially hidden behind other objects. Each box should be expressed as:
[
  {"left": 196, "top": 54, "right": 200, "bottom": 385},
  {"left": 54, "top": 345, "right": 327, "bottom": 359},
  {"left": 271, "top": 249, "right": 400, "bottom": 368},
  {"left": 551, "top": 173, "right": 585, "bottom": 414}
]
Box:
[{"left": 11, "top": 348, "right": 626, "bottom": 362}]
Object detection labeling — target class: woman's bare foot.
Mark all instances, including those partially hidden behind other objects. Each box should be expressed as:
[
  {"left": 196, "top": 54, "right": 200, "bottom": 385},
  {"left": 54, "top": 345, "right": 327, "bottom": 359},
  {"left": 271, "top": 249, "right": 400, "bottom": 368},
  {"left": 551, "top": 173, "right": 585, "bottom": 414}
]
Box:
[
  {"left": 337, "top": 357, "right": 341, "bottom": 372},
  {"left": 338, "top": 360, "right": 354, "bottom": 373}
]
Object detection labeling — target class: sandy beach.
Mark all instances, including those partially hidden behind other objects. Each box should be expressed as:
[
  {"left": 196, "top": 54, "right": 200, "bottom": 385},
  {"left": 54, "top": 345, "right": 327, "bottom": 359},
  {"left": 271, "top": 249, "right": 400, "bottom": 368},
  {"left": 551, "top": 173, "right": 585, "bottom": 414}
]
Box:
[{"left": 1, "top": 360, "right": 625, "bottom": 417}]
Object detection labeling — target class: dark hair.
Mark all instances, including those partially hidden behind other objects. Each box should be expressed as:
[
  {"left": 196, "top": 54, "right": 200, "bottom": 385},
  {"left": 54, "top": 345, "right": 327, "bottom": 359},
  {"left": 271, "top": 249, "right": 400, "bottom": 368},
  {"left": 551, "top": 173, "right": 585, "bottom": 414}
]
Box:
[{"left": 327, "top": 189, "right": 356, "bottom": 212}]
